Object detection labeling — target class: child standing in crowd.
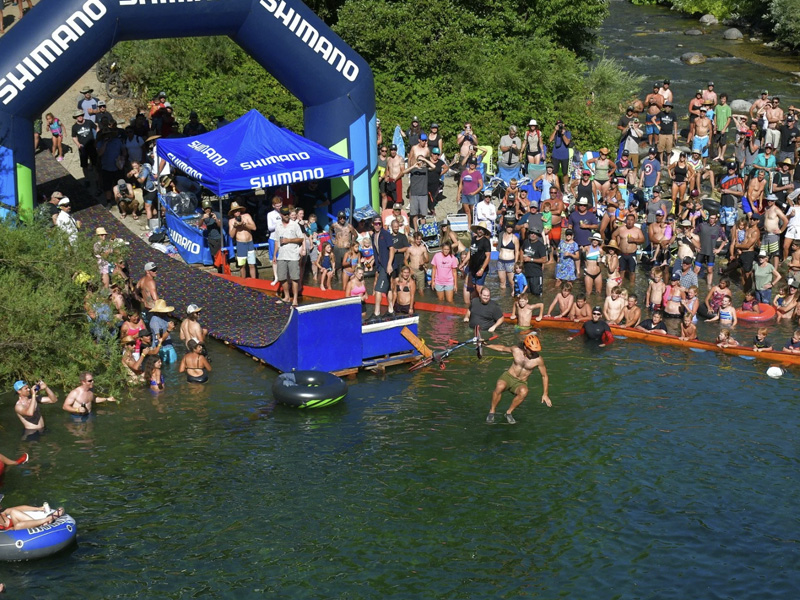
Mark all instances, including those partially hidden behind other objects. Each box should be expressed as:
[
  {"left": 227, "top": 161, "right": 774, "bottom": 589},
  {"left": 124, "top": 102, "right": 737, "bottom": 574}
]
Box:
[
  {"left": 342, "top": 242, "right": 361, "bottom": 292},
  {"left": 45, "top": 113, "right": 65, "bottom": 162},
  {"left": 512, "top": 262, "right": 528, "bottom": 298},
  {"left": 360, "top": 237, "right": 375, "bottom": 272}
]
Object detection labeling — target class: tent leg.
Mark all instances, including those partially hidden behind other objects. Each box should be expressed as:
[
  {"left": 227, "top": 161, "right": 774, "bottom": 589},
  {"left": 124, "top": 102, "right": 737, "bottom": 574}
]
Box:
[{"left": 348, "top": 175, "right": 354, "bottom": 219}]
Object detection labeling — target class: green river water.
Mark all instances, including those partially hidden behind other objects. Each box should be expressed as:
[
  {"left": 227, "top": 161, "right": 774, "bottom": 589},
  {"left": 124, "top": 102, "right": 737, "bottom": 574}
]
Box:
[{"left": 4, "top": 1, "right": 800, "bottom": 597}]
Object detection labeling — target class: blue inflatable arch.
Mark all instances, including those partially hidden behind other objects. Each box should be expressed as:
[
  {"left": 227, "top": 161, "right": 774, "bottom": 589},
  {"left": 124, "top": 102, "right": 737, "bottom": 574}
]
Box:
[{"left": 0, "top": 0, "right": 377, "bottom": 219}]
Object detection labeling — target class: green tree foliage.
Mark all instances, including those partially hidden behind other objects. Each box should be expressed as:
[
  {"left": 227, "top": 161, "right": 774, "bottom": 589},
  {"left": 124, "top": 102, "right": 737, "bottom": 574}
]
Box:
[
  {"left": 770, "top": 0, "right": 800, "bottom": 51},
  {"left": 110, "top": 0, "right": 634, "bottom": 157},
  {"left": 0, "top": 220, "right": 127, "bottom": 393},
  {"left": 112, "top": 38, "right": 303, "bottom": 133}
]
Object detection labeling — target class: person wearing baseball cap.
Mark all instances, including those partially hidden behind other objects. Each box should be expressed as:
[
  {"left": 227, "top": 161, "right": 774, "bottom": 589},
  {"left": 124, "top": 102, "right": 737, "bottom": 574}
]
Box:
[
  {"left": 570, "top": 169, "right": 600, "bottom": 212},
  {"left": 427, "top": 122, "right": 442, "bottom": 153},
  {"left": 14, "top": 377, "right": 57, "bottom": 434},
  {"left": 136, "top": 262, "right": 160, "bottom": 316},
  {"left": 180, "top": 304, "right": 208, "bottom": 350},
  {"left": 777, "top": 113, "right": 800, "bottom": 163},
  {"left": 638, "top": 145, "right": 662, "bottom": 205}
]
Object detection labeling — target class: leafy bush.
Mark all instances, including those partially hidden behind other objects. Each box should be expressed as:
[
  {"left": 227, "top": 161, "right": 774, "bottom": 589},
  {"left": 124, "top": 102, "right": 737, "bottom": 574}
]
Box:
[
  {"left": 770, "top": 0, "right": 800, "bottom": 51},
  {"left": 0, "top": 220, "right": 127, "bottom": 392}
]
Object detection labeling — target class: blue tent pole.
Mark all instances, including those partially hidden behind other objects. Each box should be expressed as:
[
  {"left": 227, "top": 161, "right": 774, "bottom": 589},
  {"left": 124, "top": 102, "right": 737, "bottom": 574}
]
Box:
[{"left": 349, "top": 175, "right": 354, "bottom": 221}]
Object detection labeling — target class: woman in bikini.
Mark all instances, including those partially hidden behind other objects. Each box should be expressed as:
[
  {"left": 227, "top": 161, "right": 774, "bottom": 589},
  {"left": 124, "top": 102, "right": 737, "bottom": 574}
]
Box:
[
  {"left": 345, "top": 266, "right": 369, "bottom": 318},
  {"left": 0, "top": 505, "right": 64, "bottom": 531},
  {"left": 143, "top": 355, "right": 165, "bottom": 392},
  {"left": 341, "top": 242, "right": 361, "bottom": 292},
  {"left": 669, "top": 152, "right": 695, "bottom": 215},
  {"left": 603, "top": 240, "right": 622, "bottom": 295},
  {"left": 584, "top": 233, "right": 605, "bottom": 296},
  {"left": 179, "top": 340, "right": 212, "bottom": 384},
  {"left": 496, "top": 220, "right": 520, "bottom": 290},
  {"left": 121, "top": 312, "right": 146, "bottom": 358},
  {"left": 392, "top": 266, "right": 416, "bottom": 314}
]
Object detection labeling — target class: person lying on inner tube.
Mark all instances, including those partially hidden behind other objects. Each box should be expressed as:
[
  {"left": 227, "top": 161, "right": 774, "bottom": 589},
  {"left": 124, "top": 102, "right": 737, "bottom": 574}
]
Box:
[
  {"left": 567, "top": 306, "right": 615, "bottom": 347},
  {"left": 0, "top": 505, "right": 64, "bottom": 531}
]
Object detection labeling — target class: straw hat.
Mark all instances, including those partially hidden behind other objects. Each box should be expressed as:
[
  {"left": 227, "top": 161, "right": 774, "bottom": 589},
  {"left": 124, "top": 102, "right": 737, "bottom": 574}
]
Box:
[
  {"left": 145, "top": 134, "right": 161, "bottom": 144},
  {"left": 471, "top": 221, "right": 491, "bottom": 235},
  {"left": 95, "top": 227, "right": 108, "bottom": 236},
  {"left": 120, "top": 335, "right": 136, "bottom": 345},
  {"left": 599, "top": 147, "right": 609, "bottom": 154},
  {"left": 781, "top": 157, "right": 794, "bottom": 167},
  {"left": 603, "top": 239, "right": 620, "bottom": 252},
  {"left": 150, "top": 299, "right": 175, "bottom": 313},
  {"left": 228, "top": 201, "right": 247, "bottom": 216}
]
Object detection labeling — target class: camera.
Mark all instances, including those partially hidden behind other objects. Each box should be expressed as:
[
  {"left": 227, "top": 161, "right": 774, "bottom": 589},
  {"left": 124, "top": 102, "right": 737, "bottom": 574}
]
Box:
[{"left": 118, "top": 183, "right": 127, "bottom": 195}]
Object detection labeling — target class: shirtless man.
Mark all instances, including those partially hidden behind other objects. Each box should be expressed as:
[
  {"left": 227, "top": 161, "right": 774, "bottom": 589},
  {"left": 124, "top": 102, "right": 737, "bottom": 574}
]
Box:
[
  {"left": 405, "top": 232, "right": 429, "bottom": 296},
  {"left": 750, "top": 90, "right": 770, "bottom": 122},
  {"left": 702, "top": 81, "right": 717, "bottom": 108},
  {"left": 332, "top": 211, "right": 358, "bottom": 281},
  {"left": 135, "top": 262, "right": 159, "bottom": 314},
  {"left": 228, "top": 202, "right": 257, "bottom": 279},
  {"left": 613, "top": 213, "right": 645, "bottom": 284},
  {"left": 746, "top": 171, "right": 768, "bottom": 215},
  {"left": 62, "top": 372, "right": 116, "bottom": 415},
  {"left": 385, "top": 145, "right": 405, "bottom": 206},
  {"left": 765, "top": 97, "right": 785, "bottom": 150},
  {"left": 762, "top": 195, "right": 789, "bottom": 268},
  {"left": 485, "top": 333, "right": 551, "bottom": 425},
  {"left": 14, "top": 380, "right": 58, "bottom": 432},
  {"left": 732, "top": 216, "right": 760, "bottom": 290},
  {"left": 407, "top": 134, "right": 431, "bottom": 167},
  {"left": 690, "top": 107, "right": 713, "bottom": 164},
  {"left": 568, "top": 294, "right": 592, "bottom": 322},
  {"left": 675, "top": 219, "right": 700, "bottom": 264},
  {"left": 644, "top": 82, "right": 665, "bottom": 146},
  {"left": 620, "top": 294, "right": 642, "bottom": 327},
  {"left": 603, "top": 286, "right": 626, "bottom": 324},
  {"left": 546, "top": 282, "right": 575, "bottom": 318},
  {"left": 648, "top": 211, "right": 672, "bottom": 265},
  {"left": 179, "top": 304, "right": 208, "bottom": 349},
  {"left": 547, "top": 191, "right": 565, "bottom": 247},
  {"left": 392, "top": 266, "right": 416, "bottom": 314}
]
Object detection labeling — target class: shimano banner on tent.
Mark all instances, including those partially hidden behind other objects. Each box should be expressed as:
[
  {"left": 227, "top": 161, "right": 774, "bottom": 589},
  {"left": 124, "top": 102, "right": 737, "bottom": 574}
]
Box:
[{"left": 0, "top": 0, "right": 377, "bottom": 220}]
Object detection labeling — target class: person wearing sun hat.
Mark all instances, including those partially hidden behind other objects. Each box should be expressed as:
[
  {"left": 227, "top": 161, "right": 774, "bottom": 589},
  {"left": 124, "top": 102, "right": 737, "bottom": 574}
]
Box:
[
  {"left": 148, "top": 299, "right": 177, "bottom": 363},
  {"left": 228, "top": 201, "right": 257, "bottom": 279}
]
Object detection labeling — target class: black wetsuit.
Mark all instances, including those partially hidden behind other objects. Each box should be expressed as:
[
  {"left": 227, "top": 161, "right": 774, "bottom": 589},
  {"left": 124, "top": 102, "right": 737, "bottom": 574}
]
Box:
[{"left": 582, "top": 319, "right": 611, "bottom": 341}]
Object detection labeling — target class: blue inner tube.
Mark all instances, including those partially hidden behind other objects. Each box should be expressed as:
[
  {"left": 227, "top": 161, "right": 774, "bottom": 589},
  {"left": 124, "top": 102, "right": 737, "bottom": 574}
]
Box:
[
  {"left": 272, "top": 371, "right": 348, "bottom": 408},
  {"left": 0, "top": 513, "right": 77, "bottom": 561}
]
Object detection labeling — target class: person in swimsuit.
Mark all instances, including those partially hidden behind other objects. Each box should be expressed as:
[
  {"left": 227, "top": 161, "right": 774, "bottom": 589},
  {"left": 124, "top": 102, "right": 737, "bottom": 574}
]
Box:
[
  {"left": 316, "top": 241, "right": 335, "bottom": 291},
  {"left": 496, "top": 220, "right": 520, "bottom": 290},
  {"left": 584, "top": 233, "right": 604, "bottom": 296},
  {"left": 587, "top": 148, "right": 613, "bottom": 196},
  {"left": 645, "top": 266, "right": 667, "bottom": 311},
  {"left": 359, "top": 237, "right": 375, "bottom": 272},
  {"left": 669, "top": 152, "right": 694, "bottom": 214},
  {"left": 341, "top": 242, "right": 361, "bottom": 292},
  {"left": 0, "top": 505, "right": 65, "bottom": 531},
  {"left": 143, "top": 355, "right": 165, "bottom": 392},
  {"left": 179, "top": 340, "right": 212, "bottom": 384},
  {"left": 679, "top": 312, "right": 698, "bottom": 341},
  {"left": 14, "top": 379, "right": 58, "bottom": 433},
  {"left": 698, "top": 278, "right": 732, "bottom": 320},
  {"left": 706, "top": 295, "right": 738, "bottom": 327},
  {"left": 345, "top": 266, "right": 369, "bottom": 318},
  {"left": 682, "top": 285, "right": 700, "bottom": 322},
  {"left": 485, "top": 333, "right": 551, "bottom": 425},
  {"left": 392, "top": 266, "right": 416, "bottom": 315},
  {"left": 603, "top": 240, "right": 622, "bottom": 295}
]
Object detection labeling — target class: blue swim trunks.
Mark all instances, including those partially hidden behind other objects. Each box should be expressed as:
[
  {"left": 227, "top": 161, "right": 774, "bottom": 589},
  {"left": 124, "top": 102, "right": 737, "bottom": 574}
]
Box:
[{"left": 692, "top": 135, "right": 709, "bottom": 158}]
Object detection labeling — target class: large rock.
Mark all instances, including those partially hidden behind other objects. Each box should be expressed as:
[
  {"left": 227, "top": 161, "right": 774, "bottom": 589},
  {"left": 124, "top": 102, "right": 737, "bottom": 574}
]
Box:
[
  {"left": 730, "top": 99, "right": 752, "bottom": 113},
  {"left": 680, "top": 52, "right": 706, "bottom": 65},
  {"left": 699, "top": 14, "right": 719, "bottom": 26},
  {"left": 685, "top": 29, "right": 703, "bottom": 36},
  {"left": 723, "top": 28, "right": 743, "bottom": 40}
]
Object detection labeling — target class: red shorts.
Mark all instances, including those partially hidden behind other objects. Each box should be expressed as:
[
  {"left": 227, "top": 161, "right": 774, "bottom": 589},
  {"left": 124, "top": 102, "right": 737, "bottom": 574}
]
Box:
[{"left": 548, "top": 224, "right": 562, "bottom": 245}]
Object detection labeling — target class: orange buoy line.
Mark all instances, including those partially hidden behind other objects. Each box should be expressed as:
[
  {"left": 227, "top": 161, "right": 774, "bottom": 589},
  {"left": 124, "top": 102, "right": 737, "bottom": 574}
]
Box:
[{"left": 216, "top": 274, "right": 800, "bottom": 366}]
